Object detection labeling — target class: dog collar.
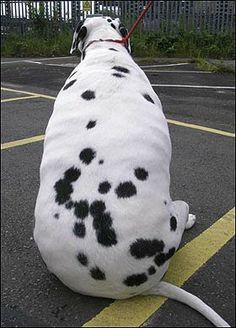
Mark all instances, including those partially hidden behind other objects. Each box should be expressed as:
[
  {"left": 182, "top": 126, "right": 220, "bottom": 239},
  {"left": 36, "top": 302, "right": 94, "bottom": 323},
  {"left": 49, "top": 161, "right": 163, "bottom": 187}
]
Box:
[
  {"left": 82, "top": 37, "right": 128, "bottom": 53},
  {"left": 81, "top": 1, "right": 154, "bottom": 54}
]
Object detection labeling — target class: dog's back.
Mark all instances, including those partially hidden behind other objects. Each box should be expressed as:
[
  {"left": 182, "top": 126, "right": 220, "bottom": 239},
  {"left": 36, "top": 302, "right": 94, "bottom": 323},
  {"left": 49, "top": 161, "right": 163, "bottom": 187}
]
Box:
[
  {"left": 34, "top": 17, "right": 231, "bottom": 327},
  {"left": 34, "top": 16, "right": 185, "bottom": 299}
]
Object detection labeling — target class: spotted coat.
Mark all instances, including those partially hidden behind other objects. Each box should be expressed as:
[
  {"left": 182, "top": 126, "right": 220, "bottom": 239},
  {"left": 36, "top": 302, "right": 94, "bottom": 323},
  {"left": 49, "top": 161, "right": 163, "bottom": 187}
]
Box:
[{"left": 34, "top": 16, "right": 190, "bottom": 299}]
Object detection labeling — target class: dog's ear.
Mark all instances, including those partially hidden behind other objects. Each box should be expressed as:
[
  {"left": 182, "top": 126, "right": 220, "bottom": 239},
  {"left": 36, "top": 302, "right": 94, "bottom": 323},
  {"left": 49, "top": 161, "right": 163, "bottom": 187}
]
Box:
[
  {"left": 118, "top": 23, "right": 131, "bottom": 53},
  {"left": 70, "top": 21, "right": 87, "bottom": 54},
  {"left": 118, "top": 23, "right": 128, "bottom": 38}
]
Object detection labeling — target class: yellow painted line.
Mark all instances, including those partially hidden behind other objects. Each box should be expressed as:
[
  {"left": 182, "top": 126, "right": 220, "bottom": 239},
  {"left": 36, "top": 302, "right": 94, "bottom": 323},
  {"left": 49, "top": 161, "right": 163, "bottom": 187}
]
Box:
[
  {"left": 1, "top": 87, "right": 56, "bottom": 100},
  {"left": 167, "top": 119, "right": 235, "bottom": 138},
  {"left": 83, "top": 208, "right": 235, "bottom": 327},
  {"left": 1, "top": 135, "right": 45, "bottom": 150},
  {"left": 1, "top": 87, "right": 235, "bottom": 138},
  {"left": 0, "top": 87, "right": 234, "bottom": 151},
  {"left": 1, "top": 120, "right": 234, "bottom": 151},
  {"left": 1, "top": 87, "right": 234, "bottom": 138},
  {"left": 1, "top": 95, "right": 40, "bottom": 103}
]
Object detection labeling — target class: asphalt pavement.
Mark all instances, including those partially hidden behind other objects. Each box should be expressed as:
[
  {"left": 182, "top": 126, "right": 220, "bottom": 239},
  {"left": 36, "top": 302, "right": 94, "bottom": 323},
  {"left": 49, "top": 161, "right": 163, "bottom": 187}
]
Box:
[{"left": 1, "top": 56, "right": 235, "bottom": 327}]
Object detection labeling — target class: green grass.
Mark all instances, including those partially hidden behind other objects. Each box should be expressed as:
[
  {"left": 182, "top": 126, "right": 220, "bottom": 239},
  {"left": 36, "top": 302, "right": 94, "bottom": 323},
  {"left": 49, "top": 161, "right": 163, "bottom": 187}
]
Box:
[
  {"left": 1, "top": 29, "right": 235, "bottom": 64},
  {"left": 194, "top": 58, "right": 235, "bottom": 73}
]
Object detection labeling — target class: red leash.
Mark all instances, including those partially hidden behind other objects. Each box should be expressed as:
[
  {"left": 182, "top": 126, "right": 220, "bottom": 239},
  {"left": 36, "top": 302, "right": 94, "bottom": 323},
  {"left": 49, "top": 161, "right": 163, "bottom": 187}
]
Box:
[
  {"left": 83, "top": 0, "right": 154, "bottom": 51},
  {"left": 125, "top": 0, "right": 154, "bottom": 41}
]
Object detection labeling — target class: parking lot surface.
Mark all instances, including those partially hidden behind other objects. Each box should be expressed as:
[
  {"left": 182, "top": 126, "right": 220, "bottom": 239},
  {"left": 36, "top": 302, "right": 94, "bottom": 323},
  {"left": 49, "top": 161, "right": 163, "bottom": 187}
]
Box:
[{"left": 1, "top": 56, "right": 235, "bottom": 327}]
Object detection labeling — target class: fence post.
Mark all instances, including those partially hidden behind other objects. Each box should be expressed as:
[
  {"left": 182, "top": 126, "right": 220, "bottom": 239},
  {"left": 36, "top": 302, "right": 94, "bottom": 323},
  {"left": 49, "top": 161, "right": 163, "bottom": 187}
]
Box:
[
  {"left": 56, "top": 1, "right": 62, "bottom": 31},
  {"left": 5, "top": 0, "right": 11, "bottom": 18}
]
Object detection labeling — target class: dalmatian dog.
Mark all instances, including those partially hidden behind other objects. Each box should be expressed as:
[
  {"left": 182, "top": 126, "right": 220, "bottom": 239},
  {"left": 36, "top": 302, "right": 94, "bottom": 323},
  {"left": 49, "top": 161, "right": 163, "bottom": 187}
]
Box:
[{"left": 34, "top": 16, "right": 230, "bottom": 327}]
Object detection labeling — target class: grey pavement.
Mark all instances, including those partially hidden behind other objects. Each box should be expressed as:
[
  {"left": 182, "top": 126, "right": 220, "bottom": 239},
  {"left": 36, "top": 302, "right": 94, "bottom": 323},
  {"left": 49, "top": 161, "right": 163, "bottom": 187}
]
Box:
[{"left": 1, "top": 56, "right": 235, "bottom": 327}]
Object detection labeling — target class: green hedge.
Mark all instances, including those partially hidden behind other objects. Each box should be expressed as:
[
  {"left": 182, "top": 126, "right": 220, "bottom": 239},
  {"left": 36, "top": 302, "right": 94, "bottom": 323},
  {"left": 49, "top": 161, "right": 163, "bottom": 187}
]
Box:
[
  {"left": 1, "top": 29, "right": 235, "bottom": 59},
  {"left": 131, "top": 30, "right": 235, "bottom": 59}
]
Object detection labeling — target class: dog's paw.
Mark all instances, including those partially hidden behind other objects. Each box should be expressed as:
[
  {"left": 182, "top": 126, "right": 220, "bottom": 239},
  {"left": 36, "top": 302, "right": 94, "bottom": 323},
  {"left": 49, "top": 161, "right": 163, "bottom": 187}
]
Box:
[{"left": 185, "top": 214, "right": 196, "bottom": 230}]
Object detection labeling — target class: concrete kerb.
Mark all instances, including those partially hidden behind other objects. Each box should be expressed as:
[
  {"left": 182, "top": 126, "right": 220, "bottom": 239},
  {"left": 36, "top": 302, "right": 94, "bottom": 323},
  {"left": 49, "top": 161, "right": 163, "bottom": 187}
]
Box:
[{"left": 208, "top": 59, "right": 235, "bottom": 70}]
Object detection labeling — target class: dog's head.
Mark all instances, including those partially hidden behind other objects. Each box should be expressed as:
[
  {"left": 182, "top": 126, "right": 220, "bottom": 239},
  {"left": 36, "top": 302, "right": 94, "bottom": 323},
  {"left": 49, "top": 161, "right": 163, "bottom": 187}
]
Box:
[{"left": 70, "top": 16, "right": 131, "bottom": 57}]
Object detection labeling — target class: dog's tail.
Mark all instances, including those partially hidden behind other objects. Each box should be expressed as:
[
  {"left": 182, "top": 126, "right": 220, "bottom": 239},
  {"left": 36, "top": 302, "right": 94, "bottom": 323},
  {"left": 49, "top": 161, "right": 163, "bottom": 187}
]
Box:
[{"left": 143, "top": 281, "right": 230, "bottom": 327}]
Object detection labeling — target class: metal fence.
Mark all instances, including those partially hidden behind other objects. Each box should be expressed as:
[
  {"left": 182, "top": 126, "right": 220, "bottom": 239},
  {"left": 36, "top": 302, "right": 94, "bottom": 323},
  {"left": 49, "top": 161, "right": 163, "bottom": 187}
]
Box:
[{"left": 1, "top": 1, "right": 235, "bottom": 38}]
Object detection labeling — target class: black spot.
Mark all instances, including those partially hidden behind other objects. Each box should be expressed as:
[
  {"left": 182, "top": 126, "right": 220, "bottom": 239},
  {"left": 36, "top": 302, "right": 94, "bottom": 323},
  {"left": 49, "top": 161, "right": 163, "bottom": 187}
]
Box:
[
  {"left": 81, "top": 90, "right": 95, "bottom": 100},
  {"left": 63, "top": 79, "right": 77, "bottom": 91},
  {"left": 123, "top": 273, "right": 148, "bottom": 287},
  {"left": 86, "top": 120, "right": 96, "bottom": 129},
  {"left": 54, "top": 213, "right": 59, "bottom": 219},
  {"left": 72, "top": 39, "right": 77, "bottom": 50},
  {"left": 98, "top": 181, "right": 111, "bottom": 194},
  {"left": 154, "top": 247, "right": 176, "bottom": 266},
  {"left": 75, "top": 39, "right": 80, "bottom": 52},
  {"left": 124, "top": 43, "right": 130, "bottom": 53},
  {"left": 81, "top": 51, "right": 86, "bottom": 60},
  {"left": 167, "top": 247, "right": 176, "bottom": 259},
  {"left": 115, "top": 181, "right": 137, "bottom": 198},
  {"left": 79, "top": 148, "right": 96, "bottom": 165},
  {"left": 78, "top": 26, "right": 87, "bottom": 40},
  {"left": 96, "top": 227, "right": 117, "bottom": 247},
  {"left": 130, "top": 238, "right": 164, "bottom": 259},
  {"left": 148, "top": 266, "right": 156, "bottom": 275},
  {"left": 65, "top": 200, "right": 74, "bottom": 209},
  {"left": 107, "top": 18, "right": 112, "bottom": 22},
  {"left": 143, "top": 94, "right": 154, "bottom": 104},
  {"left": 112, "top": 73, "right": 125, "bottom": 78},
  {"left": 93, "top": 212, "right": 112, "bottom": 230},
  {"left": 111, "top": 23, "right": 116, "bottom": 30},
  {"left": 109, "top": 48, "right": 119, "bottom": 52},
  {"left": 112, "top": 66, "right": 130, "bottom": 74},
  {"left": 54, "top": 179, "right": 73, "bottom": 205},
  {"left": 92, "top": 210, "right": 117, "bottom": 247},
  {"left": 119, "top": 24, "right": 128, "bottom": 37},
  {"left": 90, "top": 200, "right": 106, "bottom": 217},
  {"left": 164, "top": 200, "right": 167, "bottom": 205},
  {"left": 77, "top": 252, "right": 88, "bottom": 266},
  {"left": 73, "top": 222, "right": 86, "bottom": 238},
  {"left": 99, "top": 160, "right": 104, "bottom": 165},
  {"left": 68, "top": 71, "right": 77, "bottom": 79},
  {"left": 74, "top": 200, "right": 89, "bottom": 219},
  {"left": 120, "top": 28, "right": 128, "bottom": 37},
  {"left": 154, "top": 253, "right": 166, "bottom": 266},
  {"left": 90, "top": 267, "right": 106, "bottom": 280},
  {"left": 64, "top": 167, "right": 81, "bottom": 182},
  {"left": 134, "top": 168, "right": 148, "bottom": 181},
  {"left": 170, "top": 216, "right": 177, "bottom": 231}
]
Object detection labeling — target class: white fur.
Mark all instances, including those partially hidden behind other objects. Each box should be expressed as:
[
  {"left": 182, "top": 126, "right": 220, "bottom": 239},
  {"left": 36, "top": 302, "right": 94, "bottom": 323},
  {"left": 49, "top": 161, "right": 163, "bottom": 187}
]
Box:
[
  {"left": 34, "top": 17, "right": 229, "bottom": 327},
  {"left": 143, "top": 282, "right": 230, "bottom": 327}
]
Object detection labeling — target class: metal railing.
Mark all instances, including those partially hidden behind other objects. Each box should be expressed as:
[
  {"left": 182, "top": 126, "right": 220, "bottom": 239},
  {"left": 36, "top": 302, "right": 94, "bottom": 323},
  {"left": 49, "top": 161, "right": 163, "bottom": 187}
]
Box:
[{"left": 1, "top": 1, "right": 235, "bottom": 38}]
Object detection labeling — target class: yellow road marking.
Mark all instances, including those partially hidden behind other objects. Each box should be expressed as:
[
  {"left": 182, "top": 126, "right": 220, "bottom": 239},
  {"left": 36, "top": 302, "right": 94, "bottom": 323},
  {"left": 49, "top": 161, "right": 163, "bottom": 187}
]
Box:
[
  {"left": 1, "top": 135, "right": 45, "bottom": 150},
  {"left": 83, "top": 208, "right": 235, "bottom": 327},
  {"left": 167, "top": 119, "right": 235, "bottom": 138},
  {"left": 1, "top": 95, "right": 40, "bottom": 103},
  {"left": 1, "top": 87, "right": 56, "bottom": 100},
  {"left": 1, "top": 87, "right": 234, "bottom": 150},
  {"left": 1, "top": 119, "right": 234, "bottom": 150}
]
